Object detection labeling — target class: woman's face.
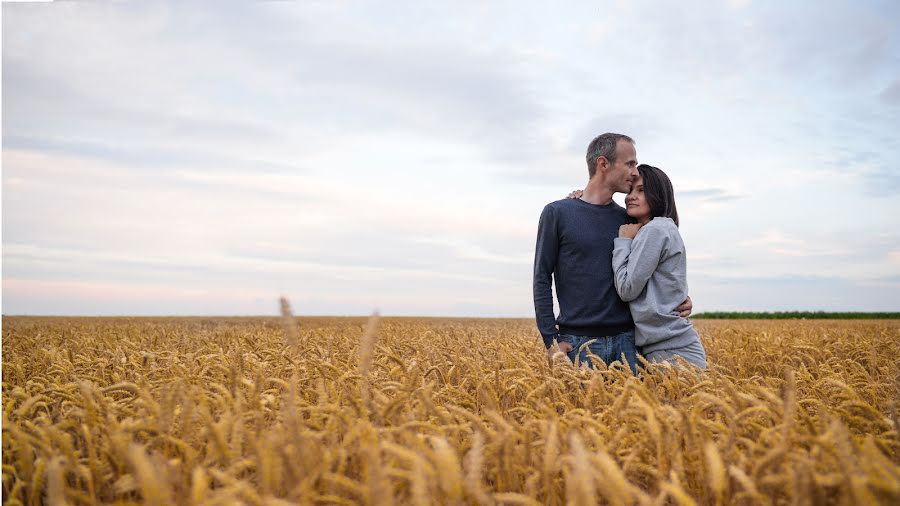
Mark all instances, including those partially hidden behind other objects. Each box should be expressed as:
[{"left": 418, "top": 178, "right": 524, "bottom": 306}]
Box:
[{"left": 625, "top": 175, "right": 652, "bottom": 223}]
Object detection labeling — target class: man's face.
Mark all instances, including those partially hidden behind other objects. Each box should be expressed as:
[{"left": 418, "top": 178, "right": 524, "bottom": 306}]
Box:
[{"left": 608, "top": 140, "right": 639, "bottom": 193}]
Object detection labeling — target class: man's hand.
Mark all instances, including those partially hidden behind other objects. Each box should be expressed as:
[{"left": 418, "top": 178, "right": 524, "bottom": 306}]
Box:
[
  {"left": 547, "top": 340, "right": 574, "bottom": 359},
  {"left": 618, "top": 223, "right": 642, "bottom": 239},
  {"left": 676, "top": 296, "right": 693, "bottom": 318},
  {"left": 567, "top": 189, "right": 584, "bottom": 199}
]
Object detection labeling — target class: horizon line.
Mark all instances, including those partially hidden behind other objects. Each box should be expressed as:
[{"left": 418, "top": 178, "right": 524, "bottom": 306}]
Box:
[{"left": 4, "top": 311, "right": 900, "bottom": 318}]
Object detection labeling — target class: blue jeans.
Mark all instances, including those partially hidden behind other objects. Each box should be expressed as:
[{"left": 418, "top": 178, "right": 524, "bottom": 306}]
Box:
[
  {"left": 644, "top": 340, "right": 708, "bottom": 370},
  {"left": 557, "top": 330, "right": 638, "bottom": 374}
]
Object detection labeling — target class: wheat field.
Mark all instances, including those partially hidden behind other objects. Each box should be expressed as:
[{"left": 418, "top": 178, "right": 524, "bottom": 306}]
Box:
[{"left": 3, "top": 314, "right": 899, "bottom": 505}]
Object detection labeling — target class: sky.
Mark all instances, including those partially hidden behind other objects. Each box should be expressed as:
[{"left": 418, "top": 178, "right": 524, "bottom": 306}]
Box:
[{"left": 2, "top": 1, "right": 899, "bottom": 316}]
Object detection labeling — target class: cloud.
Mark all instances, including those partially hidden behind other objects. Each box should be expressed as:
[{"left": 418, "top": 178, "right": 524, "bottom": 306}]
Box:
[
  {"left": 4, "top": 1, "right": 900, "bottom": 316},
  {"left": 412, "top": 237, "right": 532, "bottom": 265},
  {"left": 2, "top": 145, "right": 539, "bottom": 309},
  {"left": 739, "top": 229, "right": 857, "bottom": 258},
  {"left": 692, "top": 274, "right": 900, "bottom": 312},
  {"left": 881, "top": 80, "right": 900, "bottom": 104},
  {"left": 3, "top": 2, "right": 556, "bottom": 169},
  {"left": 748, "top": 1, "right": 900, "bottom": 88},
  {"left": 685, "top": 228, "right": 900, "bottom": 283},
  {"left": 570, "top": 114, "right": 671, "bottom": 155},
  {"left": 726, "top": 0, "right": 753, "bottom": 9},
  {"left": 494, "top": 113, "right": 678, "bottom": 187},
  {"left": 1, "top": 278, "right": 276, "bottom": 316},
  {"left": 860, "top": 164, "right": 900, "bottom": 196},
  {"left": 678, "top": 188, "right": 743, "bottom": 203},
  {"left": 2, "top": 241, "right": 514, "bottom": 287},
  {"left": 2, "top": 134, "right": 301, "bottom": 174}
]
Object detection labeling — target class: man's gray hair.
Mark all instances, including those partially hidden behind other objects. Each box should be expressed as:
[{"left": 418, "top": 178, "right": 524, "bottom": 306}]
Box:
[{"left": 586, "top": 133, "right": 634, "bottom": 177}]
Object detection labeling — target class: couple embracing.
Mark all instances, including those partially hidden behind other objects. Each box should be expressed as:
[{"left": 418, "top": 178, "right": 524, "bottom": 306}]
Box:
[{"left": 533, "top": 132, "right": 707, "bottom": 373}]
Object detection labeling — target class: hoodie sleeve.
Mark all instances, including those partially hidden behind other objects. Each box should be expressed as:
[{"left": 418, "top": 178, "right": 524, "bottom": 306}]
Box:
[{"left": 612, "top": 224, "right": 666, "bottom": 302}]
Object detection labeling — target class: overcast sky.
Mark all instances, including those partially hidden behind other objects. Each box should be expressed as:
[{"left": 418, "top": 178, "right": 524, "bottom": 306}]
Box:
[{"left": 3, "top": 1, "right": 899, "bottom": 316}]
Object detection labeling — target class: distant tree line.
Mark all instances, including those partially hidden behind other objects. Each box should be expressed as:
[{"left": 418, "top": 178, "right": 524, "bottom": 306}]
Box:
[{"left": 692, "top": 311, "right": 900, "bottom": 319}]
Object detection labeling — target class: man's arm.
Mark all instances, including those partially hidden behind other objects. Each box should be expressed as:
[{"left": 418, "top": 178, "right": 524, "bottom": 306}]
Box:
[
  {"left": 676, "top": 296, "right": 692, "bottom": 317},
  {"left": 533, "top": 205, "right": 560, "bottom": 348}
]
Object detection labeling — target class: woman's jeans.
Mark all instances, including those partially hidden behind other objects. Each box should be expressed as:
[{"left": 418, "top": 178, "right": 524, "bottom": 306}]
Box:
[
  {"left": 643, "top": 340, "right": 707, "bottom": 370},
  {"left": 557, "top": 330, "right": 638, "bottom": 374}
]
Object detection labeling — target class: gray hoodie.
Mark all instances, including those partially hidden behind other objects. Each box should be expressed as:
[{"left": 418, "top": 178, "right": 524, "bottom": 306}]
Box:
[{"left": 611, "top": 217, "right": 700, "bottom": 354}]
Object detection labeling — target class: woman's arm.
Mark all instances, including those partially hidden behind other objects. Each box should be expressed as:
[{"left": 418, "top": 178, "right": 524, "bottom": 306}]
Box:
[{"left": 612, "top": 225, "right": 666, "bottom": 302}]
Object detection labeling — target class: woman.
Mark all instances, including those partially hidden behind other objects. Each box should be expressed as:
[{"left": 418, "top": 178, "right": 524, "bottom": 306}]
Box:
[{"left": 612, "top": 164, "right": 707, "bottom": 369}]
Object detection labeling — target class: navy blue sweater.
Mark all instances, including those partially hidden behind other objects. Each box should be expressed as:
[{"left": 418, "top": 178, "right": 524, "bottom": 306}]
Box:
[{"left": 533, "top": 198, "right": 635, "bottom": 348}]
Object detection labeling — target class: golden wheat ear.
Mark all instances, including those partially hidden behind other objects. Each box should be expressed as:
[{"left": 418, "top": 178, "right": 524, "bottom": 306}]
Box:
[
  {"left": 358, "top": 311, "right": 381, "bottom": 377},
  {"left": 279, "top": 296, "right": 299, "bottom": 348}
]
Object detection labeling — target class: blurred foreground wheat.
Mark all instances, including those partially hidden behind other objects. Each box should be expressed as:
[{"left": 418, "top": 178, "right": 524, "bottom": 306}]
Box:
[{"left": 3, "top": 316, "right": 899, "bottom": 505}]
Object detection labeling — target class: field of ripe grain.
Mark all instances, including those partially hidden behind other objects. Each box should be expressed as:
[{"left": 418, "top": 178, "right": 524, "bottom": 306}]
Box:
[{"left": 3, "top": 316, "right": 899, "bottom": 505}]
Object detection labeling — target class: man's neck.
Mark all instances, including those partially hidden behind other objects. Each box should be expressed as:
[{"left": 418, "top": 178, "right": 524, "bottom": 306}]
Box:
[{"left": 580, "top": 178, "right": 615, "bottom": 205}]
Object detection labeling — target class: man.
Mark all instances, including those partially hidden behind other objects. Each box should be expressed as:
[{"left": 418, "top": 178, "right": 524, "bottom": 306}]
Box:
[{"left": 532, "top": 133, "right": 691, "bottom": 372}]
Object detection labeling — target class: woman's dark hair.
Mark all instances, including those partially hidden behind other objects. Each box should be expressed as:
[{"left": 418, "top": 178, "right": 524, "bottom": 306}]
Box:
[{"left": 637, "top": 164, "right": 679, "bottom": 226}]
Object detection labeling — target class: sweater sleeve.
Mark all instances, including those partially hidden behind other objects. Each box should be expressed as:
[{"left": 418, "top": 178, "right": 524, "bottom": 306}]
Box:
[
  {"left": 612, "top": 225, "right": 666, "bottom": 302},
  {"left": 533, "top": 204, "right": 559, "bottom": 347}
]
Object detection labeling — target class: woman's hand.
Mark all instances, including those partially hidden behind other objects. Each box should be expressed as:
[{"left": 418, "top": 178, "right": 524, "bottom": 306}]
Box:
[
  {"left": 618, "top": 223, "right": 642, "bottom": 239},
  {"left": 567, "top": 189, "right": 583, "bottom": 199}
]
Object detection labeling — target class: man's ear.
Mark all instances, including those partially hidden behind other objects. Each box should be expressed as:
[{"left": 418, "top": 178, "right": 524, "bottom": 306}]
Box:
[{"left": 595, "top": 156, "right": 608, "bottom": 175}]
